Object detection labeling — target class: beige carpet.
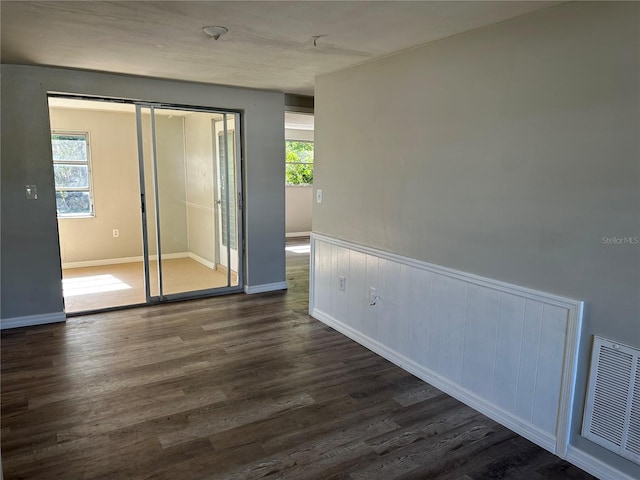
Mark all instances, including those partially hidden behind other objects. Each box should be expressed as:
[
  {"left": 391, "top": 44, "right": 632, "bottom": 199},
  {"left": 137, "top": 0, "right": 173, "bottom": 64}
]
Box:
[{"left": 62, "top": 258, "right": 238, "bottom": 313}]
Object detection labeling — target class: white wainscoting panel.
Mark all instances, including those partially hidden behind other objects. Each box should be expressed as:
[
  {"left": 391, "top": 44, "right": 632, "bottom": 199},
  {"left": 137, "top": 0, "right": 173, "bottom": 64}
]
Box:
[{"left": 310, "top": 233, "right": 583, "bottom": 458}]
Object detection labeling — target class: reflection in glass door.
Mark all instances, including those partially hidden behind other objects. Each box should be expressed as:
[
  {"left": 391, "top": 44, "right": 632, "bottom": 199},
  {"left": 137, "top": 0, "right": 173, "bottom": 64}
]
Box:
[
  {"left": 136, "top": 105, "right": 242, "bottom": 302},
  {"left": 214, "top": 116, "right": 240, "bottom": 285}
]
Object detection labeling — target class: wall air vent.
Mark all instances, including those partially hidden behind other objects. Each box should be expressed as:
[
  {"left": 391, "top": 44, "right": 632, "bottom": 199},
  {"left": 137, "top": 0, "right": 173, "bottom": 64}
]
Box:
[{"left": 582, "top": 336, "right": 640, "bottom": 465}]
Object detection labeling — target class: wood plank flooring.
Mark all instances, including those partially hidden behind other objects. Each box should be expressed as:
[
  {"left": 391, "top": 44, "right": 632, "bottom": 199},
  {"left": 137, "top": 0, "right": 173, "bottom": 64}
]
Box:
[{"left": 1, "top": 238, "right": 595, "bottom": 479}]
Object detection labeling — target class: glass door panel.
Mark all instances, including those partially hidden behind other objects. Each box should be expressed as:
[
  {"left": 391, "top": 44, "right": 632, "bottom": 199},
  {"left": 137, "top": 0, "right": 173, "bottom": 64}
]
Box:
[
  {"left": 136, "top": 105, "right": 242, "bottom": 301},
  {"left": 214, "top": 113, "right": 240, "bottom": 287},
  {"left": 151, "top": 108, "right": 190, "bottom": 296},
  {"left": 50, "top": 96, "right": 146, "bottom": 313},
  {"left": 136, "top": 105, "right": 161, "bottom": 299}
]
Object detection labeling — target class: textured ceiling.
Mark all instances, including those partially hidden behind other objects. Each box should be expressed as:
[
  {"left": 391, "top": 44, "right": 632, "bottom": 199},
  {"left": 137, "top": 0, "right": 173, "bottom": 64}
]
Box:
[{"left": 1, "top": 1, "right": 561, "bottom": 96}]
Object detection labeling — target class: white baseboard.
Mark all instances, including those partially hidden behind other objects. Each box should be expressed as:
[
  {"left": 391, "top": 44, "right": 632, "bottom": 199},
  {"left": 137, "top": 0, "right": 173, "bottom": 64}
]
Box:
[
  {"left": 311, "top": 307, "right": 556, "bottom": 454},
  {"left": 244, "top": 281, "right": 288, "bottom": 294},
  {"left": 188, "top": 252, "right": 215, "bottom": 269},
  {"left": 63, "top": 255, "right": 143, "bottom": 269},
  {"left": 286, "top": 231, "right": 311, "bottom": 238},
  {"left": 565, "top": 445, "right": 639, "bottom": 480},
  {"left": 1, "top": 311, "right": 66, "bottom": 330},
  {"left": 62, "top": 252, "right": 189, "bottom": 269},
  {"left": 153, "top": 252, "right": 189, "bottom": 261}
]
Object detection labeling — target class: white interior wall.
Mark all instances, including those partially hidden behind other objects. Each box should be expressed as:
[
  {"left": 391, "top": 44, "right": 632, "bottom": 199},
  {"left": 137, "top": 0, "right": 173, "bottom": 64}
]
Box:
[
  {"left": 184, "top": 112, "right": 218, "bottom": 267},
  {"left": 53, "top": 107, "right": 189, "bottom": 264},
  {"left": 49, "top": 107, "right": 142, "bottom": 264},
  {"left": 152, "top": 114, "right": 188, "bottom": 256}
]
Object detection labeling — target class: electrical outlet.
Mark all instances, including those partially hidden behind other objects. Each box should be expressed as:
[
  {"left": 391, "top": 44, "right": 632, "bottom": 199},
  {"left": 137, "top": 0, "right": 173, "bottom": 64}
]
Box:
[
  {"left": 339, "top": 275, "right": 346, "bottom": 292},
  {"left": 113, "top": 229, "right": 119, "bottom": 238},
  {"left": 369, "top": 287, "right": 378, "bottom": 305}
]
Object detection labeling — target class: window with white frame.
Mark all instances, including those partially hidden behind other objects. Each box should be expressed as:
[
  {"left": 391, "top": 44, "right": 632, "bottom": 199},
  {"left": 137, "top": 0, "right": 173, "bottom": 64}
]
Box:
[
  {"left": 51, "top": 132, "right": 94, "bottom": 217},
  {"left": 285, "top": 140, "right": 314, "bottom": 185}
]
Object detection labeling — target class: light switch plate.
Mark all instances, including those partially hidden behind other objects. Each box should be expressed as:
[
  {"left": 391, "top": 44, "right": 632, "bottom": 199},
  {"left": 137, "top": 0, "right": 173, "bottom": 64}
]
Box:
[
  {"left": 316, "top": 189, "right": 323, "bottom": 203},
  {"left": 25, "top": 185, "right": 38, "bottom": 200}
]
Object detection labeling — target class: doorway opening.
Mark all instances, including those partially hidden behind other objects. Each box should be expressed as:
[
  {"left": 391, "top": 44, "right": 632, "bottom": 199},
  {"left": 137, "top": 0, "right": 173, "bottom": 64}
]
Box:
[
  {"left": 284, "top": 111, "right": 314, "bottom": 238},
  {"left": 49, "top": 97, "right": 243, "bottom": 313}
]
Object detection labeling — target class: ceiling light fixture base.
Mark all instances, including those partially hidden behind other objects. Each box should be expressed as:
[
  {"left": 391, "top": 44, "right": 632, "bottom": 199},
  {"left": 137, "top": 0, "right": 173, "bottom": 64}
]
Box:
[{"left": 203, "top": 25, "right": 228, "bottom": 40}]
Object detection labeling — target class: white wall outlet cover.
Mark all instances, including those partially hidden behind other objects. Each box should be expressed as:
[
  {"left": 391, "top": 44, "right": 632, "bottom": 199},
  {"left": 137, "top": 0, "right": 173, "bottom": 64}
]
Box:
[
  {"left": 369, "top": 287, "right": 378, "bottom": 305},
  {"left": 25, "top": 185, "right": 38, "bottom": 200},
  {"left": 316, "top": 189, "right": 323, "bottom": 203}
]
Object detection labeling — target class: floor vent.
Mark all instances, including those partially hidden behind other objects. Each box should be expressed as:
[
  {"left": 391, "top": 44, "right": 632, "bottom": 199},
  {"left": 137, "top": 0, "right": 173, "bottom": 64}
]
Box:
[{"left": 582, "top": 336, "right": 640, "bottom": 465}]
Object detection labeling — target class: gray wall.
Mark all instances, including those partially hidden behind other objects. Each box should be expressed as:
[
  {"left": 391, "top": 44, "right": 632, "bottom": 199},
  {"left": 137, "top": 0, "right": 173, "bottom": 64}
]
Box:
[
  {"left": 1, "top": 65, "right": 285, "bottom": 320},
  {"left": 314, "top": 1, "right": 639, "bottom": 476}
]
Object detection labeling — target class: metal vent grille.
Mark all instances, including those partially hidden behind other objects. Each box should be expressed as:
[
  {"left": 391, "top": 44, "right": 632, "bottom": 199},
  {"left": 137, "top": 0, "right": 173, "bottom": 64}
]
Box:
[
  {"left": 582, "top": 336, "right": 640, "bottom": 465},
  {"left": 629, "top": 364, "right": 640, "bottom": 456}
]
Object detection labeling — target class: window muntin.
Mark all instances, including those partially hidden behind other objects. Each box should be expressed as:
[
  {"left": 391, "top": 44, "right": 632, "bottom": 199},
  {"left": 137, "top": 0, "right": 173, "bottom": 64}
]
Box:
[
  {"left": 51, "top": 132, "right": 94, "bottom": 217},
  {"left": 285, "top": 140, "right": 313, "bottom": 185}
]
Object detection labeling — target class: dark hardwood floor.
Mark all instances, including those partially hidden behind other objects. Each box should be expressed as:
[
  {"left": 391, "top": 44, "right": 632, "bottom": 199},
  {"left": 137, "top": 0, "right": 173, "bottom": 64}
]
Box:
[{"left": 1, "top": 238, "right": 595, "bottom": 479}]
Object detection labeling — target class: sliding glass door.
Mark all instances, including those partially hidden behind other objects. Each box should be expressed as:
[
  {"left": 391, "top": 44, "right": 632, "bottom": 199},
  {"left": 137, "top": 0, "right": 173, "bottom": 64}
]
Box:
[
  {"left": 136, "top": 104, "right": 242, "bottom": 302},
  {"left": 48, "top": 94, "right": 242, "bottom": 314}
]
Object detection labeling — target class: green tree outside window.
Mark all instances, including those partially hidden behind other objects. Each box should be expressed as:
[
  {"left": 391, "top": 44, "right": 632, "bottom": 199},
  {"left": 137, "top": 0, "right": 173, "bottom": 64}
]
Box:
[{"left": 286, "top": 140, "right": 313, "bottom": 185}]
